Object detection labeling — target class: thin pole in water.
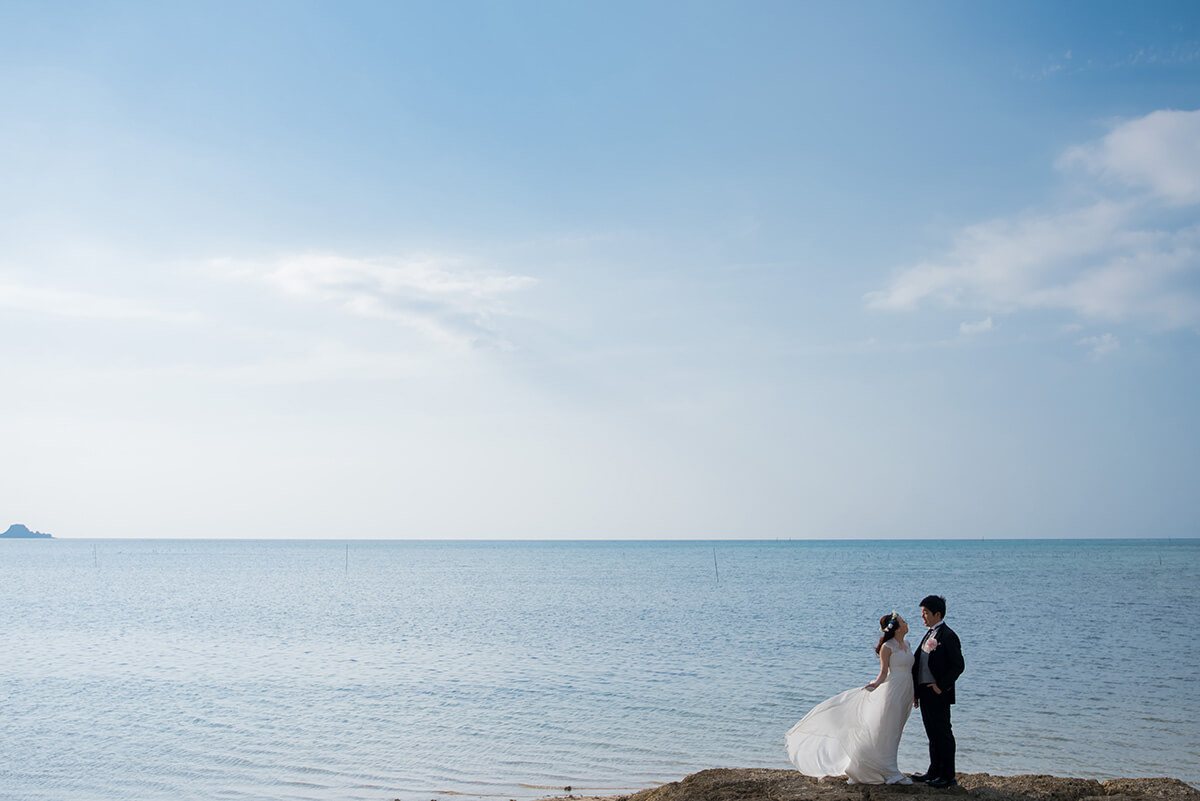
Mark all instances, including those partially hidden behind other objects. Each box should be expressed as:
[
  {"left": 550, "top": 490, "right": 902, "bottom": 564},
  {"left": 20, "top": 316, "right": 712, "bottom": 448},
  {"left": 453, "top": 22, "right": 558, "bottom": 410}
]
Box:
[
  {"left": 713, "top": 547, "right": 719, "bottom": 584},
  {"left": 93, "top": 544, "right": 98, "bottom": 568},
  {"left": 345, "top": 543, "right": 349, "bottom": 572}
]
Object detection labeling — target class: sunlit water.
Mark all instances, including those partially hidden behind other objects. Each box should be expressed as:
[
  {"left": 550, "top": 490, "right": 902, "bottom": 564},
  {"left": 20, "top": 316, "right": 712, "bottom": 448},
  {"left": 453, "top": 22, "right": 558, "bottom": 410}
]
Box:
[{"left": 1, "top": 539, "right": 1196, "bottom": 801}]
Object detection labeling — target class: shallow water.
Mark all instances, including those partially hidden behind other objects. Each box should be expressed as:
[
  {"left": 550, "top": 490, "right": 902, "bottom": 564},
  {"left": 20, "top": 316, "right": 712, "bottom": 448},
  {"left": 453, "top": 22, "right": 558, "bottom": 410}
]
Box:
[{"left": 1, "top": 539, "right": 1196, "bottom": 801}]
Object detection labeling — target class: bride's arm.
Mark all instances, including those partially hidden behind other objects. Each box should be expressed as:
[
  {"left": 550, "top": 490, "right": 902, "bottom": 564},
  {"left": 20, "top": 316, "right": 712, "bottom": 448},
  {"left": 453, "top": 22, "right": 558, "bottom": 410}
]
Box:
[{"left": 864, "top": 646, "right": 891, "bottom": 691}]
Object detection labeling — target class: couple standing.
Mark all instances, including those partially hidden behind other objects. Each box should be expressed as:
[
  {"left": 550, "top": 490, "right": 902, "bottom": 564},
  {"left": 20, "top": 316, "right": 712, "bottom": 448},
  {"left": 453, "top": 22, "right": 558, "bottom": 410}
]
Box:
[{"left": 785, "top": 595, "right": 965, "bottom": 787}]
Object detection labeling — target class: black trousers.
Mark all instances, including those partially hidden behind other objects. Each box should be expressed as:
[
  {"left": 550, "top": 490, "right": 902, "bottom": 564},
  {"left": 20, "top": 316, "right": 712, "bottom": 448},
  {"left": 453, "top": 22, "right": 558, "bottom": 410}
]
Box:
[{"left": 917, "top": 685, "right": 955, "bottom": 780}]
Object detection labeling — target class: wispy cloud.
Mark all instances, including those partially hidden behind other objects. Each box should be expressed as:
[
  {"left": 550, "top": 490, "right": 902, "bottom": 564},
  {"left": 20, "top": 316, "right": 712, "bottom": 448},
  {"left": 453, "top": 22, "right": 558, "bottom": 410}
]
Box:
[
  {"left": 1026, "top": 42, "right": 1200, "bottom": 81},
  {"left": 213, "top": 253, "right": 536, "bottom": 349},
  {"left": 1117, "top": 42, "right": 1200, "bottom": 69},
  {"left": 867, "top": 109, "right": 1200, "bottom": 334},
  {"left": 1078, "top": 333, "right": 1120, "bottom": 360},
  {"left": 0, "top": 279, "right": 201, "bottom": 324},
  {"left": 149, "top": 340, "right": 450, "bottom": 385},
  {"left": 960, "top": 317, "right": 994, "bottom": 335}
]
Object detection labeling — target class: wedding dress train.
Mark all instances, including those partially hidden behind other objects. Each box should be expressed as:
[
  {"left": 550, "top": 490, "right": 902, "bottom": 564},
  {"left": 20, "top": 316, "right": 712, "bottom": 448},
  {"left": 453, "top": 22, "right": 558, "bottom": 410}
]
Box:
[{"left": 785, "top": 639, "right": 914, "bottom": 785}]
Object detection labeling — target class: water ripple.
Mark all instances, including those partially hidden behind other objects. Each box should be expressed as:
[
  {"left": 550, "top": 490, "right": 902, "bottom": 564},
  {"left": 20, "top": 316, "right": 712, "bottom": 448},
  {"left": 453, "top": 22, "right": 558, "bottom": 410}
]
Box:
[{"left": 0, "top": 539, "right": 1197, "bottom": 800}]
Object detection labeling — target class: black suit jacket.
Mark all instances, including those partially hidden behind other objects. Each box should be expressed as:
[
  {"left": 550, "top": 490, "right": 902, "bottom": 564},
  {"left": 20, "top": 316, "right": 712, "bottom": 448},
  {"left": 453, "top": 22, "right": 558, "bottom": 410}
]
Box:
[{"left": 912, "top": 623, "right": 965, "bottom": 704}]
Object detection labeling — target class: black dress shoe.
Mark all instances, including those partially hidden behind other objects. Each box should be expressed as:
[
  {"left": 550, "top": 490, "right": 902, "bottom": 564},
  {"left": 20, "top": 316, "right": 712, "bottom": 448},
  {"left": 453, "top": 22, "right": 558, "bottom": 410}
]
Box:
[
  {"left": 910, "top": 773, "right": 934, "bottom": 783},
  {"left": 927, "top": 777, "right": 958, "bottom": 789}
]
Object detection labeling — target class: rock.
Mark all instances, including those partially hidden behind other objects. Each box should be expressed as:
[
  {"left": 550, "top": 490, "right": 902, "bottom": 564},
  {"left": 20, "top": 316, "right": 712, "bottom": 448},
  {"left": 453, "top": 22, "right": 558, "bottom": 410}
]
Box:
[
  {"left": 1102, "top": 780, "right": 1200, "bottom": 800},
  {"left": 541, "top": 770, "right": 1200, "bottom": 801},
  {"left": 628, "top": 769, "right": 857, "bottom": 801},
  {"left": 959, "top": 775, "right": 1105, "bottom": 800}
]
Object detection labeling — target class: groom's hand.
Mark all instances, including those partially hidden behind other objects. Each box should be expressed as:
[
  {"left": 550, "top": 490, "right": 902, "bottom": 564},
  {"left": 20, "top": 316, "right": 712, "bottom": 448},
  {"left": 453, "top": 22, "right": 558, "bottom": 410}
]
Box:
[{"left": 928, "top": 683, "right": 942, "bottom": 695}]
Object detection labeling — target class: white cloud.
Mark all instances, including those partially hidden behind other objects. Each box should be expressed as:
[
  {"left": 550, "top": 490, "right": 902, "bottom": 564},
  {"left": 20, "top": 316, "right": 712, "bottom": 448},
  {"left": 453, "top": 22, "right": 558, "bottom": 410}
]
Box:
[
  {"left": 1078, "top": 333, "right": 1120, "bottom": 359},
  {"left": 1060, "top": 109, "right": 1200, "bottom": 204},
  {"left": 867, "top": 109, "right": 1200, "bottom": 333},
  {"left": 214, "top": 253, "right": 536, "bottom": 349},
  {"left": 960, "top": 317, "right": 994, "bottom": 335},
  {"left": 0, "top": 279, "right": 201, "bottom": 323}
]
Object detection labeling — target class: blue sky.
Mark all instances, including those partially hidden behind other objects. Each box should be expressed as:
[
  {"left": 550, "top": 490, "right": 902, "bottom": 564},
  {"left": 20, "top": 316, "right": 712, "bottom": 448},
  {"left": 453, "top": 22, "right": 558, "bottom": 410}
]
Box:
[{"left": 2, "top": 1, "right": 1199, "bottom": 539}]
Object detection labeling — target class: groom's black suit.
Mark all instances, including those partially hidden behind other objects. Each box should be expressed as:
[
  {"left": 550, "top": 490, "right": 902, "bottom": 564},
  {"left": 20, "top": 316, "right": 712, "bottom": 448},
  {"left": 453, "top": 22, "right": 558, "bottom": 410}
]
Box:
[{"left": 913, "top": 623, "right": 964, "bottom": 782}]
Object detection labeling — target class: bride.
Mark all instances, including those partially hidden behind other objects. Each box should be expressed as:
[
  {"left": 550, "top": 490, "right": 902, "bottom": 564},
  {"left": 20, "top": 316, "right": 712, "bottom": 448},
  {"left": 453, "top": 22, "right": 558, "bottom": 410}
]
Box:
[{"left": 785, "top": 613, "right": 914, "bottom": 785}]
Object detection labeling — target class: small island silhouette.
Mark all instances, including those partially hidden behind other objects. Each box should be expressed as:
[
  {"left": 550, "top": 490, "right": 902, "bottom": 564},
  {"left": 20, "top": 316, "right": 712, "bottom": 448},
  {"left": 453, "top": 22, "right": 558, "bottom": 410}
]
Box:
[{"left": 1, "top": 524, "right": 53, "bottom": 539}]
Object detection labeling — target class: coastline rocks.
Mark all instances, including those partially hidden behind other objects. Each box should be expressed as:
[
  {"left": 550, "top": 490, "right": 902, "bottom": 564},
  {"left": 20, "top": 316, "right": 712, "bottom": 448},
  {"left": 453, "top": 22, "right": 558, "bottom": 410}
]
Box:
[{"left": 550, "top": 770, "right": 1199, "bottom": 801}]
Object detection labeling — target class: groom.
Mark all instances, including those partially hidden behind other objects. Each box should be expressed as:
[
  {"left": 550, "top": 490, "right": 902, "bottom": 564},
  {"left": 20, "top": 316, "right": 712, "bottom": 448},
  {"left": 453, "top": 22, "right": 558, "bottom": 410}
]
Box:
[{"left": 911, "top": 595, "right": 964, "bottom": 789}]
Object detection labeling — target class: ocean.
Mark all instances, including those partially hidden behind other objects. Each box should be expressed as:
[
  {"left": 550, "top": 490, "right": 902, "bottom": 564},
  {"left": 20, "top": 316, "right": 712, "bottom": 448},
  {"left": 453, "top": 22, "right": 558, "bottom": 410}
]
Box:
[{"left": 1, "top": 539, "right": 1196, "bottom": 801}]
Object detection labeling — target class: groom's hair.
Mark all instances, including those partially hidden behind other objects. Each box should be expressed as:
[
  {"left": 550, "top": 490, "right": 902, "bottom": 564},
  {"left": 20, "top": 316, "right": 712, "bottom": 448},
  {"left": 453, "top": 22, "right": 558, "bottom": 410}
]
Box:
[{"left": 920, "top": 595, "right": 947, "bottom": 617}]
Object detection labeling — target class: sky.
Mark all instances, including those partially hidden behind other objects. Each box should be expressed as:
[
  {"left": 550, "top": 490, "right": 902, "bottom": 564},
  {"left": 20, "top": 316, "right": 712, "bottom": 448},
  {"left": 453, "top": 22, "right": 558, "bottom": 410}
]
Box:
[{"left": 2, "top": 1, "right": 1199, "bottom": 540}]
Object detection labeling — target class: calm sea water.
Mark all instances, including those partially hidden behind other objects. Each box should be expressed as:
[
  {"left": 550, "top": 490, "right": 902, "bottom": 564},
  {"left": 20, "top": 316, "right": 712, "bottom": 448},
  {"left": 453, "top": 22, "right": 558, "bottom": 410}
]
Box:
[{"left": 1, "top": 539, "right": 1197, "bottom": 801}]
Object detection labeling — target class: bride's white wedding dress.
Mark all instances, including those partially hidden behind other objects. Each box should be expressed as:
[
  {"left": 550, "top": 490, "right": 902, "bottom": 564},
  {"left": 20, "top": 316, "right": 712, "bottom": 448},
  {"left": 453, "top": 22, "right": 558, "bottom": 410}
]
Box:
[{"left": 785, "top": 639, "right": 914, "bottom": 784}]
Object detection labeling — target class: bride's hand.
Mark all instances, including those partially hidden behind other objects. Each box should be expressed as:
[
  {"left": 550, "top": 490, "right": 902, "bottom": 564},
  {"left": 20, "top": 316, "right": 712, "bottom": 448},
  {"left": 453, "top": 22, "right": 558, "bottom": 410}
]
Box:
[{"left": 864, "top": 682, "right": 879, "bottom": 691}]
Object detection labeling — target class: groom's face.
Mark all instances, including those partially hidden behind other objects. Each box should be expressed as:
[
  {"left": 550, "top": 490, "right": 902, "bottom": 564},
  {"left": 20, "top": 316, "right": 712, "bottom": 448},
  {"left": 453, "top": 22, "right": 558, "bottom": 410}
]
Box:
[{"left": 920, "top": 606, "right": 941, "bottom": 627}]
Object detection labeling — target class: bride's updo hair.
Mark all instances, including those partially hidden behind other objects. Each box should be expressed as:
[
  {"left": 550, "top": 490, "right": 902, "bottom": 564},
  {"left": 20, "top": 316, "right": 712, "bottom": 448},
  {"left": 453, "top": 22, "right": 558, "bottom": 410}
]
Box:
[{"left": 875, "top": 613, "right": 899, "bottom": 654}]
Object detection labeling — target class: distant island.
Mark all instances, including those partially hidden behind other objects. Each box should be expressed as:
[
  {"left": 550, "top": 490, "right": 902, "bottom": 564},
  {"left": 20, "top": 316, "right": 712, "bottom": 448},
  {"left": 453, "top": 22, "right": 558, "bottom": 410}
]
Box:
[{"left": 1, "top": 524, "right": 53, "bottom": 539}]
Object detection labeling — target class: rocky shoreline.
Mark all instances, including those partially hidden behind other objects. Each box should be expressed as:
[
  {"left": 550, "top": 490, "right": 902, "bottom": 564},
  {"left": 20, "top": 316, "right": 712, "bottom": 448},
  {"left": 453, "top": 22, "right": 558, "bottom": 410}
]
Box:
[{"left": 546, "top": 769, "right": 1200, "bottom": 801}]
